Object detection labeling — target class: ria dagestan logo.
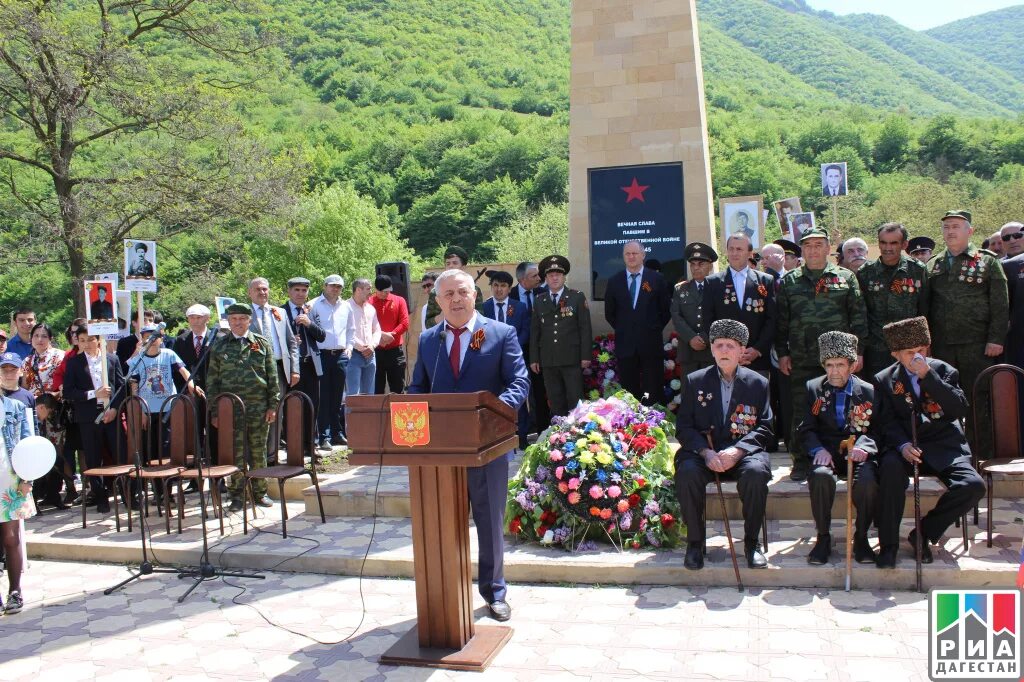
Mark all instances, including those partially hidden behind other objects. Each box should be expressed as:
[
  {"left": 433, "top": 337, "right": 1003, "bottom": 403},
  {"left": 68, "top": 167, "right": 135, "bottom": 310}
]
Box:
[{"left": 929, "top": 589, "right": 1020, "bottom": 680}]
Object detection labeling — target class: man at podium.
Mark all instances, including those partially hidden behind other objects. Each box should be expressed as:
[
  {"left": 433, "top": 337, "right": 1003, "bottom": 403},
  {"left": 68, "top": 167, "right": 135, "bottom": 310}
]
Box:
[{"left": 408, "top": 269, "right": 530, "bottom": 622}]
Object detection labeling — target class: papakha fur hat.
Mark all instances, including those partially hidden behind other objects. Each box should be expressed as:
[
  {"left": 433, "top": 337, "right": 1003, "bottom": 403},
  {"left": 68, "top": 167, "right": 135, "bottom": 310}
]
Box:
[
  {"left": 709, "top": 319, "right": 749, "bottom": 346},
  {"left": 882, "top": 316, "right": 931, "bottom": 352},
  {"left": 818, "top": 331, "right": 858, "bottom": 364}
]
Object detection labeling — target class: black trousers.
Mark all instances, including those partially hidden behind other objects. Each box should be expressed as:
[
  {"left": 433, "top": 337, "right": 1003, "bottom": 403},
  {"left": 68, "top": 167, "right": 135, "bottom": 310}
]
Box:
[
  {"left": 617, "top": 351, "right": 664, "bottom": 406},
  {"left": 78, "top": 418, "right": 124, "bottom": 497},
  {"left": 769, "top": 365, "right": 790, "bottom": 447},
  {"left": 318, "top": 351, "right": 348, "bottom": 443},
  {"left": 289, "top": 356, "right": 320, "bottom": 421},
  {"left": 877, "top": 452, "right": 985, "bottom": 547},
  {"left": 675, "top": 453, "right": 771, "bottom": 543},
  {"left": 374, "top": 346, "right": 406, "bottom": 394},
  {"left": 808, "top": 460, "right": 879, "bottom": 536},
  {"left": 529, "top": 364, "right": 550, "bottom": 434}
]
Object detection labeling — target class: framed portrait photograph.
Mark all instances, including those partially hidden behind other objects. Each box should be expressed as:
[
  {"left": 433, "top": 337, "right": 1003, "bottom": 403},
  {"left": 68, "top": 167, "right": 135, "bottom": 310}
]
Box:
[
  {"left": 821, "top": 162, "right": 848, "bottom": 197},
  {"left": 786, "top": 212, "right": 816, "bottom": 243},
  {"left": 719, "top": 195, "right": 764, "bottom": 249},
  {"left": 112, "top": 290, "right": 132, "bottom": 340},
  {"left": 773, "top": 197, "right": 802, "bottom": 233},
  {"left": 84, "top": 280, "right": 119, "bottom": 335},
  {"left": 124, "top": 239, "right": 157, "bottom": 292},
  {"left": 215, "top": 296, "right": 236, "bottom": 329}
]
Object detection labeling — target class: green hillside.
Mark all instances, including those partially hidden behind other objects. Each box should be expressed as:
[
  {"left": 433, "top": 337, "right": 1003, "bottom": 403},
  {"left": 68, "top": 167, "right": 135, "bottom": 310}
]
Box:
[{"left": 927, "top": 5, "right": 1024, "bottom": 82}]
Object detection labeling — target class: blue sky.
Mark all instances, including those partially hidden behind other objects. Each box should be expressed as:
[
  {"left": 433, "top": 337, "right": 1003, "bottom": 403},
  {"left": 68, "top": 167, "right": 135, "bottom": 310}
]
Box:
[{"left": 803, "top": 0, "right": 1022, "bottom": 30}]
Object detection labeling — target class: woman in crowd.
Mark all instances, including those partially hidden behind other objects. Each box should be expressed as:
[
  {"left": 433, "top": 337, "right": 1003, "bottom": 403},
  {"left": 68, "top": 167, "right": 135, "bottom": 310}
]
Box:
[
  {"left": 20, "top": 323, "right": 65, "bottom": 398},
  {"left": 0, "top": 389, "right": 35, "bottom": 614},
  {"left": 51, "top": 319, "right": 87, "bottom": 505}
]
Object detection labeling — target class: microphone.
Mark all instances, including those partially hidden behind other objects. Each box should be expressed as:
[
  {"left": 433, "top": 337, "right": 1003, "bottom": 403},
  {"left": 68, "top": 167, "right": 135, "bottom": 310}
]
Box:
[{"left": 430, "top": 326, "right": 448, "bottom": 388}]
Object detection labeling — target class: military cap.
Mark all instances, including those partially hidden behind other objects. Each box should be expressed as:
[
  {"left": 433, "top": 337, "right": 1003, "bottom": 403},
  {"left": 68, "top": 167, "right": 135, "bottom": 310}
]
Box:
[
  {"left": 0, "top": 351, "right": 22, "bottom": 367},
  {"left": 539, "top": 255, "right": 570, "bottom": 277},
  {"left": 685, "top": 242, "right": 717, "bottom": 262},
  {"left": 444, "top": 246, "right": 469, "bottom": 264},
  {"left": 486, "top": 269, "right": 514, "bottom": 286},
  {"left": 323, "top": 274, "right": 344, "bottom": 286},
  {"left": 882, "top": 316, "right": 931, "bottom": 352},
  {"left": 799, "top": 227, "right": 830, "bottom": 243},
  {"left": 941, "top": 210, "right": 972, "bottom": 223},
  {"left": 906, "top": 236, "right": 935, "bottom": 255},
  {"left": 374, "top": 274, "right": 392, "bottom": 291},
  {"left": 709, "top": 319, "right": 749, "bottom": 346},
  {"left": 225, "top": 303, "right": 253, "bottom": 316},
  {"left": 287, "top": 277, "right": 311, "bottom": 288},
  {"left": 133, "top": 242, "right": 148, "bottom": 252},
  {"left": 774, "top": 238, "right": 801, "bottom": 257},
  {"left": 818, "top": 331, "right": 858, "bottom": 364}
]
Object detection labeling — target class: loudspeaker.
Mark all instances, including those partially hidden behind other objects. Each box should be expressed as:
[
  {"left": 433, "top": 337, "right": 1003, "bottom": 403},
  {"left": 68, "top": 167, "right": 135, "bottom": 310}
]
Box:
[{"left": 375, "top": 261, "right": 411, "bottom": 308}]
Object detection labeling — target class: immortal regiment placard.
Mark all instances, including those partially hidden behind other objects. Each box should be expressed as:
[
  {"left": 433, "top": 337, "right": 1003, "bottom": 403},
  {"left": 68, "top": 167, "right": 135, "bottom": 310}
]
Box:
[
  {"left": 84, "top": 280, "right": 118, "bottom": 336},
  {"left": 773, "top": 197, "right": 802, "bottom": 235},
  {"left": 719, "top": 195, "right": 764, "bottom": 249},
  {"left": 95, "top": 273, "right": 128, "bottom": 339},
  {"left": 787, "top": 211, "right": 816, "bottom": 243},
  {"left": 124, "top": 239, "right": 157, "bottom": 292},
  {"left": 821, "top": 162, "right": 848, "bottom": 197},
  {"left": 588, "top": 162, "right": 685, "bottom": 300},
  {"left": 215, "top": 296, "right": 236, "bottom": 329}
]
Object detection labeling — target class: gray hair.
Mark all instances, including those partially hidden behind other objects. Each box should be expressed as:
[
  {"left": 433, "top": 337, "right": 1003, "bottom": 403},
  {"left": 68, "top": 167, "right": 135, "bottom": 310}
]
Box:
[
  {"left": 842, "top": 237, "right": 868, "bottom": 255},
  {"left": 622, "top": 240, "right": 644, "bottom": 252},
  {"left": 352, "top": 278, "right": 371, "bottom": 293},
  {"left": 1001, "top": 221, "right": 1024, "bottom": 235},
  {"left": 434, "top": 268, "right": 474, "bottom": 293},
  {"left": 515, "top": 261, "right": 536, "bottom": 281},
  {"left": 760, "top": 243, "right": 784, "bottom": 258},
  {"left": 248, "top": 277, "right": 269, "bottom": 290}
]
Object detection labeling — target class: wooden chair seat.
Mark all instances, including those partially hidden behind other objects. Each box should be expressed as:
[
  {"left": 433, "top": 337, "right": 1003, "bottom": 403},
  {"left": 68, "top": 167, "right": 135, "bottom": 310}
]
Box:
[
  {"left": 980, "top": 458, "right": 1024, "bottom": 476},
  {"left": 246, "top": 464, "right": 307, "bottom": 480},
  {"left": 128, "top": 465, "right": 185, "bottom": 479},
  {"left": 83, "top": 465, "right": 134, "bottom": 478},
  {"left": 180, "top": 465, "right": 239, "bottom": 479},
  {"left": 973, "top": 364, "right": 1024, "bottom": 548}
]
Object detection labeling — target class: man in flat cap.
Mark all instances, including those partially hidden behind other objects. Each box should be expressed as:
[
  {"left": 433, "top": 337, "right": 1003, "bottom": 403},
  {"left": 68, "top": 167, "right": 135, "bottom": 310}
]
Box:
[
  {"left": 675, "top": 319, "right": 774, "bottom": 570},
  {"left": 798, "top": 331, "right": 880, "bottom": 565},
  {"left": 856, "top": 222, "right": 929, "bottom": 380},
  {"left": 284, "top": 277, "right": 327, "bottom": 425},
  {"left": 907, "top": 236, "right": 935, "bottom": 264},
  {"left": 172, "top": 303, "right": 220, "bottom": 456},
  {"left": 776, "top": 227, "right": 868, "bottom": 481},
  {"left": 710, "top": 234, "right": 776, "bottom": 377},
  {"left": 530, "top": 255, "right": 592, "bottom": 418},
  {"left": 310, "top": 274, "right": 352, "bottom": 449},
  {"left": 671, "top": 242, "right": 717, "bottom": 383},
  {"left": 873, "top": 316, "right": 985, "bottom": 568},
  {"left": 424, "top": 246, "right": 484, "bottom": 324},
  {"left": 605, "top": 240, "right": 671, "bottom": 405},
  {"left": 206, "top": 302, "right": 280, "bottom": 510},
  {"left": 924, "top": 210, "right": 1008, "bottom": 463},
  {"left": 483, "top": 269, "right": 530, "bottom": 448},
  {"left": 371, "top": 273, "right": 410, "bottom": 395}
]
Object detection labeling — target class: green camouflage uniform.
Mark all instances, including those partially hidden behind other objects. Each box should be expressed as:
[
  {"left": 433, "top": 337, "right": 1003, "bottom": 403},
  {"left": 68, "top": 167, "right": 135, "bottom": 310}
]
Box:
[
  {"left": 856, "top": 254, "right": 929, "bottom": 378},
  {"left": 529, "top": 288, "right": 593, "bottom": 417},
  {"left": 925, "top": 243, "right": 1009, "bottom": 460},
  {"left": 206, "top": 331, "right": 281, "bottom": 498},
  {"left": 776, "top": 263, "right": 868, "bottom": 463},
  {"left": 670, "top": 279, "right": 713, "bottom": 383}
]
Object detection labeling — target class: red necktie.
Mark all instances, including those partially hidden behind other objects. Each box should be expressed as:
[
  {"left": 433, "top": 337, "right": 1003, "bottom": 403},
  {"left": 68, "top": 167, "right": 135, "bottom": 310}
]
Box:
[
  {"left": 448, "top": 326, "right": 466, "bottom": 379},
  {"left": 194, "top": 335, "right": 203, "bottom": 357}
]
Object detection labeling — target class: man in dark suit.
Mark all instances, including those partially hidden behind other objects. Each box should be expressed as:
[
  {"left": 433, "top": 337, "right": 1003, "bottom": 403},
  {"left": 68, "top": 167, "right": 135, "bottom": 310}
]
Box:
[
  {"left": 483, "top": 269, "right": 531, "bottom": 449},
  {"left": 509, "top": 261, "right": 548, "bottom": 434},
  {"left": 283, "top": 277, "right": 327, "bottom": 422},
  {"left": 675, "top": 319, "right": 774, "bottom": 570},
  {"left": 89, "top": 286, "right": 114, "bottom": 321},
  {"left": 172, "top": 304, "right": 219, "bottom": 460},
  {"left": 710, "top": 234, "right": 776, "bottom": 375},
  {"left": 604, "top": 240, "right": 671, "bottom": 405},
  {"left": 408, "top": 268, "right": 530, "bottom": 622},
  {"left": 798, "top": 331, "right": 879, "bottom": 566},
  {"left": 670, "top": 242, "right": 716, "bottom": 383},
  {"left": 63, "top": 328, "right": 126, "bottom": 514},
  {"left": 874, "top": 316, "right": 986, "bottom": 568}
]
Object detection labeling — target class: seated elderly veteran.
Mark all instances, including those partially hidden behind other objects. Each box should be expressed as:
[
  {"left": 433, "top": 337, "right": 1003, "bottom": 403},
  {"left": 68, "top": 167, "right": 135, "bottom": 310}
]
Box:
[
  {"left": 676, "top": 319, "right": 774, "bottom": 570},
  {"left": 798, "top": 331, "right": 880, "bottom": 566},
  {"left": 873, "top": 316, "right": 986, "bottom": 568}
]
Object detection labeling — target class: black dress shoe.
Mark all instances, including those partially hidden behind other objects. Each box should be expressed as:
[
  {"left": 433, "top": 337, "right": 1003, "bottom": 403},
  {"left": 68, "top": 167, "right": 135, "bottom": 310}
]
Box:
[
  {"left": 684, "top": 543, "right": 704, "bottom": 570},
  {"left": 488, "top": 600, "right": 512, "bottom": 622},
  {"left": 807, "top": 534, "right": 832, "bottom": 565},
  {"left": 256, "top": 495, "right": 274, "bottom": 508},
  {"left": 332, "top": 434, "right": 348, "bottom": 447},
  {"left": 789, "top": 460, "right": 808, "bottom": 482},
  {"left": 96, "top": 499, "right": 111, "bottom": 514},
  {"left": 876, "top": 545, "right": 898, "bottom": 569},
  {"left": 745, "top": 540, "right": 768, "bottom": 569},
  {"left": 853, "top": 534, "right": 879, "bottom": 564},
  {"left": 228, "top": 498, "right": 244, "bottom": 513},
  {"left": 908, "top": 529, "right": 933, "bottom": 564}
]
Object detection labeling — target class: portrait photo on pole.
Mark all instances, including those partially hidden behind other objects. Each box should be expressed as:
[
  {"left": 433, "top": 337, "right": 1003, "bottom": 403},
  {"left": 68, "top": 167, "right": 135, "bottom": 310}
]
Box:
[
  {"left": 773, "top": 197, "right": 802, "bottom": 234},
  {"left": 719, "top": 195, "right": 764, "bottom": 249},
  {"left": 84, "top": 280, "right": 119, "bottom": 335},
  {"left": 786, "top": 212, "right": 816, "bottom": 243},
  {"left": 821, "top": 162, "right": 848, "bottom": 197},
  {"left": 215, "top": 296, "right": 236, "bottom": 329},
  {"left": 124, "top": 239, "right": 157, "bottom": 292},
  {"left": 113, "top": 290, "right": 132, "bottom": 339}
]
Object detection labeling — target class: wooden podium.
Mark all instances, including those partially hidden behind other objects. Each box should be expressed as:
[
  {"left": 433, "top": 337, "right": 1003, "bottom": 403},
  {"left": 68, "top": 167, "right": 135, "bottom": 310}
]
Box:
[{"left": 347, "top": 392, "right": 517, "bottom": 671}]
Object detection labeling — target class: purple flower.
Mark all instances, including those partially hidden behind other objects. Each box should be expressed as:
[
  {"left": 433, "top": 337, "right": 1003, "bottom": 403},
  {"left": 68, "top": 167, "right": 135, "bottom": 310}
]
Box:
[
  {"left": 534, "top": 465, "right": 550, "bottom": 483},
  {"left": 643, "top": 500, "right": 661, "bottom": 516},
  {"left": 619, "top": 511, "right": 633, "bottom": 530},
  {"left": 646, "top": 529, "right": 661, "bottom": 547}
]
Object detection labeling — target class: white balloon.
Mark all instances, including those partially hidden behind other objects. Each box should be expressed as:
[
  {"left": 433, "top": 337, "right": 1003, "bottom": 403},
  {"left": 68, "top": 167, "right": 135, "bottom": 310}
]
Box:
[{"left": 11, "top": 435, "right": 57, "bottom": 481}]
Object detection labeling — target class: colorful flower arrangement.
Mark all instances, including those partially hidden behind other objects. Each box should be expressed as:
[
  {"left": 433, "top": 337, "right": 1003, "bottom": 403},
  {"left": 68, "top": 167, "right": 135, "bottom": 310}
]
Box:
[
  {"left": 506, "top": 391, "right": 683, "bottom": 551},
  {"left": 583, "top": 332, "right": 684, "bottom": 413}
]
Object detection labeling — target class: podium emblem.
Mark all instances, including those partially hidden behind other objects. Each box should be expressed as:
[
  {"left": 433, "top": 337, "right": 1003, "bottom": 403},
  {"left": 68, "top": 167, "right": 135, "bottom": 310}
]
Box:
[{"left": 391, "top": 402, "right": 430, "bottom": 447}]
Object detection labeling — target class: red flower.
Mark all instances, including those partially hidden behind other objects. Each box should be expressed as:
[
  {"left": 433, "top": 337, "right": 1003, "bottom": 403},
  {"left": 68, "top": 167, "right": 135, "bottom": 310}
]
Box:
[
  {"left": 540, "top": 510, "right": 557, "bottom": 524},
  {"left": 509, "top": 517, "right": 522, "bottom": 534},
  {"left": 635, "top": 477, "right": 647, "bottom": 488},
  {"left": 661, "top": 513, "right": 675, "bottom": 527},
  {"left": 538, "top": 524, "right": 550, "bottom": 537},
  {"left": 632, "top": 539, "right": 641, "bottom": 549},
  {"left": 589, "top": 506, "right": 602, "bottom": 517},
  {"left": 628, "top": 493, "right": 641, "bottom": 508}
]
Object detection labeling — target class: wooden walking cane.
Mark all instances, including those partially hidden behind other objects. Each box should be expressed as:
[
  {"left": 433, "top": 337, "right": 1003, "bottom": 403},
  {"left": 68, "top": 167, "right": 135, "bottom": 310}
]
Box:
[
  {"left": 911, "top": 410, "right": 923, "bottom": 593},
  {"left": 840, "top": 435, "right": 856, "bottom": 592},
  {"left": 705, "top": 429, "right": 743, "bottom": 592}
]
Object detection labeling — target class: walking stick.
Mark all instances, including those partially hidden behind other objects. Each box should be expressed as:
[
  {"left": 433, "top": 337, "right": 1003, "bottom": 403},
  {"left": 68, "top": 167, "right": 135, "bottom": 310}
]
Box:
[
  {"left": 840, "top": 435, "right": 856, "bottom": 592},
  {"left": 705, "top": 430, "right": 743, "bottom": 592},
  {"left": 911, "top": 410, "right": 923, "bottom": 593}
]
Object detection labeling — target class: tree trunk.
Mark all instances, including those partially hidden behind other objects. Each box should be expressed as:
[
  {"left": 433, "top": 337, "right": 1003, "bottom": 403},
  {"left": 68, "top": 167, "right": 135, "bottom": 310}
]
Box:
[{"left": 56, "top": 180, "right": 87, "bottom": 319}]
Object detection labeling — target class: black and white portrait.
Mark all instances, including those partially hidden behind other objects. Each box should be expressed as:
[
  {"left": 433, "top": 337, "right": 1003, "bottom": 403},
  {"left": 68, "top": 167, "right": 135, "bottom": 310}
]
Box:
[{"left": 821, "top": 162, "right": 848, "bottom": 197}]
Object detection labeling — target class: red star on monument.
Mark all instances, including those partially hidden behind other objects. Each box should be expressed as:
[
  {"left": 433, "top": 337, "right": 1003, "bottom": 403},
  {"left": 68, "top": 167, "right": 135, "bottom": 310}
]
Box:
[{"left": 621, "top": 177, "right": 649, "bottom": 203}]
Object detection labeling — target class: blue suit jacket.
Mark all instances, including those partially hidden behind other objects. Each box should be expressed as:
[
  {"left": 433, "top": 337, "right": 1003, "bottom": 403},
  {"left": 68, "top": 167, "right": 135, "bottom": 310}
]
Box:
[
  {"left": 482, "top": 298, "right": 530, "bottom": 352},
  {"left": 409, "top": 315, "right": 530, "bottom": 414}
]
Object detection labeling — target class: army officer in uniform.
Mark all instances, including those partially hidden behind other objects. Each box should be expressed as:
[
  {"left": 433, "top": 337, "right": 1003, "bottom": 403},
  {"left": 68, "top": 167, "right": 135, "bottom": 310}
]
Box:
[{"left": 671, "top": 242, "right": 717, "bottom": 385}]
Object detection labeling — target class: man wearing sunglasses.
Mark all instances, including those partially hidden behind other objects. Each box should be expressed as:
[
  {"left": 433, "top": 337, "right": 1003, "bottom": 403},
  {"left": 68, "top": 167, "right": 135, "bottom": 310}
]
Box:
[
  {"left": 1002, "top": 222, "right": 1024, "bottom": 371},
  {"left": 999, "top": 221, "right": 1024, "bottom": 260}
]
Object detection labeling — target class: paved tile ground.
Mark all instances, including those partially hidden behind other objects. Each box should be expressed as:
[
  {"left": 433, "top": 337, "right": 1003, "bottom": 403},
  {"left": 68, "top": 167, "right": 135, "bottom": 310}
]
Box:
[{"left": 2, "top": 559, "right": 933, "bottom": 681}]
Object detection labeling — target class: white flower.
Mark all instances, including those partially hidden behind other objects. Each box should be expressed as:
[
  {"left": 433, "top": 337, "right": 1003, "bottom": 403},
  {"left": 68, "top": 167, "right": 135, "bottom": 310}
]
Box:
[
  {"left": 663, "top": 343, "right": 673, "bottom": 352},
  {"left": 671, "top": 338, "right": 679, "bottom": 347},
  {"left": 541, "top": 530, "right": 555, "bottom": 545},
  {"left": 605, "top": 370, "right": 615, "bottom": 379},
  {"left": 664, "top": 360, "right": 675, "bottom": 370},
  {"left": 670, "top": 379, "right": 681, "bottom": 391}
]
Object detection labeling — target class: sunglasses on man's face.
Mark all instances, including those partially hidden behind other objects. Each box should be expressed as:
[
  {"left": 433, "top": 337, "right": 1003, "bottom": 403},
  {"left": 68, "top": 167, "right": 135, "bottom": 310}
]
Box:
[
  {"left": 421, "top": 282, "right": 434, "bottom": 289},
  {"left": 1001, "top": 231, "right": 1024, "bottom": 242}
]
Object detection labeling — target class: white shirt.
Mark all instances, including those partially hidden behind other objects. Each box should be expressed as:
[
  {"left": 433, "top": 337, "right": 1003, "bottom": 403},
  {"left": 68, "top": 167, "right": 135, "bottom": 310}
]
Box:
[
  {"left": 626, "top": 266, "right": 644, "bottom": 308},
  {"left": 348, "top": 299, "right": 381, "bottom": 352},
  {"left": 84, "top": 351, "right": 104, "bottom": 400},
  {"left": 252, "top": 304, "right": 282, "bottom": 359},
  {"left": 492, "top": 297, "right": 510, "bottom": 323},
  {"left": 516, "top": 284, "right": 534, "bottom": 312},
  {"left": 444, "top": 312, "right": 479, "bottom": 371},
  {"left": 312, "top": 295, "right": 353, "bottom": 351},
  {"left": 730, "top": 266, "right": 750, "bottom": 304},
  {"left": 548, "top": 287, "right": 564, "bottom": 307}
]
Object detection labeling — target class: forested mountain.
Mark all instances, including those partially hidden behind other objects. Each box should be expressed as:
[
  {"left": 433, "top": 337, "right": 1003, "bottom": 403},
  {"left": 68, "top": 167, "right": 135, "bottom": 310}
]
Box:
[{"left": 927, "top": 6, "right": 1024, "bottom": 82}]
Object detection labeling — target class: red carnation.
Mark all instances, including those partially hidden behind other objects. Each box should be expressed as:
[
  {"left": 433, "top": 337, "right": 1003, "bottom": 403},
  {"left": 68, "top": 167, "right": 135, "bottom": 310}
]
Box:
[
  {"left": 628, "top": 493, "right": 641, "bottom": 508},
  {"left": 661, "top": 513, "right": 675, "bottom": 527},
  {"left": 509, "top": 517, "right": 522, "bottom": 534},
  {"left": 538, "top": 524, "right": 550, "bottom": 537},
  {"left": 635, "top": 477, "right": 646, "bottom": 488}
]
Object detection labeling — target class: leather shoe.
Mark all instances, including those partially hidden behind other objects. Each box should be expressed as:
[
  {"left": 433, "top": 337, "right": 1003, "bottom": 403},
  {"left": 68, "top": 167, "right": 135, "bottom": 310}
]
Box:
[
  {"left": 684, "top": 543, "right": 704, "bottom": 570},
  {"left": 789, "top": 460, "right": 808, "bottom": 482},
  {"left": 745, "top": 540, "right": 768, "bottom": 569},
  {"left": 332, "top": 434, "right": 348, "bottom": 447},
  {"left": 908, "top": 529, "right": 933, "bottom": 564},
  {"left": 807, "top": 534, "right": 832, "bottom": 565},
  {"left": 876, "top": 545, "right": 898, "bottom": 569},
  {"left": 488, "top": 600, "right": 512, "bottom": 622},
  {"left": 256, "top": 495, "right": 274, "bottom": 508},
  {"left": 228, "top": 498, "right": 243, "bottom": 513},
  {"left": 853, "top": 534, "right": 878, "bottom": 564}
]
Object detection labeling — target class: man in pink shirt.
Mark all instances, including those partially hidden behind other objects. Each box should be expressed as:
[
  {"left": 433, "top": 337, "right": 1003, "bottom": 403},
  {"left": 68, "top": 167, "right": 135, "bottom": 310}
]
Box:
[{"left": 346, "top": 278, "right": 381, "bottom": 395}]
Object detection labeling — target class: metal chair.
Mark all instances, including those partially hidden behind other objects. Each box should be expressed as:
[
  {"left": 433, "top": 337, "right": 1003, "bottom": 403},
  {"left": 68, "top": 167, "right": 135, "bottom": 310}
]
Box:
[
  {"left": 81, "top": 397, "right": 146, "bottom": 531},
  {"left": 972, "top": 364, "right": 1024, "bottom": 547},
  {"left": 244, "top": 391, "right": 326, "bottom": 538},
  {"left": 128, "top": 394, "right": 192, "bottom": 534}
]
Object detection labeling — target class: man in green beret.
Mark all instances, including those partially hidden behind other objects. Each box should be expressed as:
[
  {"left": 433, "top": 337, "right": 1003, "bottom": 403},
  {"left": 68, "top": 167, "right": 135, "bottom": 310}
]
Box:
[
  {"left": 776, "top": 227, "right": 868, "bottom": 481},
  {"left": 923, "top": 210, "right": 1008, "bottom": 462},
  {"left": 206, "top": 302, "right": 280, "bottom": 510}
]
